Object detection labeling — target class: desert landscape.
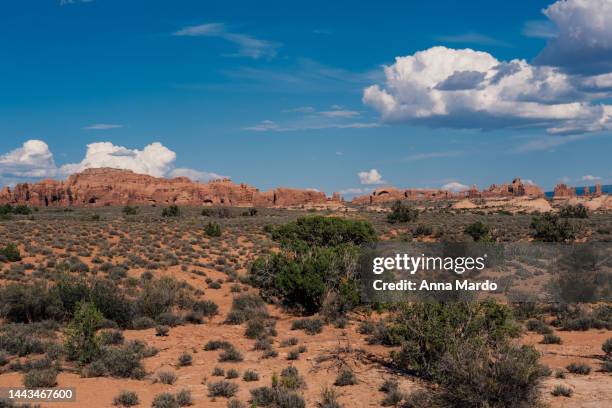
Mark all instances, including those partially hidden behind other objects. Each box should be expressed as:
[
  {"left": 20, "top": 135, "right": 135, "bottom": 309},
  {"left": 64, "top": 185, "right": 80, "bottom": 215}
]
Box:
[{"left": 0, "top": 168, "right": 610, "bottom": 408}]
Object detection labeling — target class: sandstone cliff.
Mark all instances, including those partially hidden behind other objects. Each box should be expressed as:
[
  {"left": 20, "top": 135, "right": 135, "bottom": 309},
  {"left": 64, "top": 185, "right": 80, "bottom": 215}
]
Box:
[{"left": 0, "top": 168, "right": 330, "bottom": 208}]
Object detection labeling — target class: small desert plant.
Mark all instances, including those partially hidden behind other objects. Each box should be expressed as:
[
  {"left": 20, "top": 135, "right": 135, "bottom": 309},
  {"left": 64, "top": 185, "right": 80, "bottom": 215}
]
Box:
[
  {"left": 559, "top": 204, "right": 588, "bottom": 219},
  {"left": 100, "top": 330, "right": 124, "bottom": 346},
  {"left": 530, "top": 213, "right": 575, "bottom": 242},
  {"left": 162, "top": 205, "right": 180, "bottom": 217},
  {"left": 113, "top": 390, "right": 139, "bottom": 407},
  {"left": 23, "top": 368, "right": 58, "bottom": 388},
  {"left": 177, "top": 352, "right": 192, "bottom": 367},
  {"left": 219, "top": 347, "right": 243, "bottom": 362},
  {"left": 387, "top": 201, "right": 419, "bottom": 224},
  {"left": 205, "top": 222, "right": 222, "bottom": 237},
  {"left": 334, "top": 368, "right": 357, "bottom": 386},
  {"left": 213, "top": 367, "right": 225, "bottom": 376},
  {"left": 526, "top": 319, "right": 552, "bottom": 334},
  {"left": 207, "top": 380, "right": 238, "bottom": 398},
  {"left": 541, "top": 334, "right": 562, "bottom": 344},
  {"left": 227, "top": 400, "right": 246, "bottom": 408},
  {"left": 176, "top": 389, "right": 193, "bottom": 407},
  {"left": 602, "top": 338, "right": 612, "bottom": 355},
  {"left": 151, "top": 392, "right": 178, "bottom": 408},
  {"left": 287, "top": 350, "right": 300, "bottom": 360},
  {"left": 122, "top": 206, "right": 138, "bottom": 216},
  {"left": 291, "top": 317, "right": 324, "bottom": 335},
  {"left": 156, "top": 325, "right": 170, "bottom": 337},
  {"left": 158, "top": 370, "right": 177, "bottom": 384},
  {"left": 225, "top": 368, "right": 239, "bottom": 379},
  {"left": 0, "top": 243, "right": 21, "bottom": 262},
  {"left": 551, "top": 384, "right": 573, "bottom": 397},
  {"left": 318, "top": 386, "right": 343, "bottom": 408},
  {"left": 243, "top": 369, "right": 259, "bottom": 381},
  {"left": 566, "top": 362, "right": 591, "bottom": 374},
  {"left": 464, "top": 221, "right": 490, "bottom": 242},
  {"left": 204, "top": 340, "right": 233, "bottom": 351},
  {"left": 64, "top": 301, "right": 103, "bottom": 364}
]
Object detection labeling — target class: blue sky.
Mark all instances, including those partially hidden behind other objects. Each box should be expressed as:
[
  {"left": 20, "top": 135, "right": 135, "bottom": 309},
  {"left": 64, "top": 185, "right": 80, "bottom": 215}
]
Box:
[{"left": 1, "top": 0, "right": 611, "bottom": 196}]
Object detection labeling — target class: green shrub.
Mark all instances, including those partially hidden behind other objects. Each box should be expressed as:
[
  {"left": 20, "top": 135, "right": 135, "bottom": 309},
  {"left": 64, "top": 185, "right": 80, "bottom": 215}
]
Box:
[
  {"left": 64, "top": 302, "right": 103, "bottom": 364},
  {"left": 161, "top": 205, "right": 180, "bottom": 217},
  {"left": 0, "top": 243, "right": 21, "bottom": 262},
  {"left": 156, "top": 325, "right": 170, "bottom": 337},
  {"left": 319, "top": 386, "right": 343, "bottom": 408},
  {"left": 464, "top": 221, "right": 490, "bottom": 242},
  {"left": 541, "top": 334, "right": 562, "bottom": 344},
  {"left": 225, "top": 293, "right": 268, "bottom": 325},
  {"left": 243, "top": 369, "right": 259, "bottom": 381},
  {"left": 387, "top": 201, "right": 419, "bottom": 224},
  {"left": 559, "top": 204, "right": 588, "bottom": 218},
  {"left": 177, "top": 352, "right": 192, "bottom": 367},
  {"left": 122, "top": 206, "right": 138, "bottom": 216},
  {"left": 204, "top": 222, "right": 222, "bottom": 237},
  {"left": 158, "top": 370, "right": 177, "bottom": 384},
  {"left": 566, "top": 362, "right": 591, "bottom": 374},
  {"left": 225, "top": 368, "right": 239, "bottom": 379},
  {"left": 113, "top": 390, "right": 139, "bottom": 407},
  {"left": 208, "top": 381, "right": 238, "bottom": 398},
  {"left": 530, "top": 213, "right": 575, "bottom": 242},
  {"left": 219, "top": 347, "right": 243, "bottom": 362},
  {"left": 602, "top": 338, "right": 612, "bottom": 355},
  {"left": 551, "top": 384, "right": 573, "bottom": 397},
  {"left": 176, "top": 389, "right": 192, "bottom": 407},
  {"left": 152, "top": 393, "right": 178, "bottom": 408},
  {"left": 291, "top": 317, "right": 324, "bottom": 335},
  {"left": 334, "top": 368, "right": 357, "bottom": 386},
  {"left": 271, "top": 216, "right": 377, "bottom": 248},
  {"left": 23, "top": 368, "right": 58, "bottom": 388}
]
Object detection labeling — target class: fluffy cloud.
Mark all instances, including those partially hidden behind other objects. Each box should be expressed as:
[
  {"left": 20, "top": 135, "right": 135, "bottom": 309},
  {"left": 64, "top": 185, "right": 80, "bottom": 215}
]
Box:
[
  {"left": 358, "top": 169, "right": 385, "bottom": 185},
  {"left": 582, "top": 174, "right": 601, "bottom": 181},
  {"left": 0, "top": 140, "right": 222, "bottom": 185},
  {"left": 536, "top": 0, "right": 612, "bottom": 74},
  {"left": 363, "top": 46, "right": 612, "bottom": 134},
  {"left": 441, "top": 181, "right": 469, "bottom": 192},
  {"left": 0, "top": 140, "right": 56, "bottom": 178},
  {"left": 59, "top": 142, "right": 176, "bottom": 177}
]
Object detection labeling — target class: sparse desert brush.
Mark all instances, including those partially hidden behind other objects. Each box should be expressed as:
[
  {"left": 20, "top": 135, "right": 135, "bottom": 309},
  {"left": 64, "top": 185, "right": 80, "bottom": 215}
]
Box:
[
  {"left": 205, "top": 221, "right": 222, "bottom": 237},
  {"left": 157, "top": 370, "right": 177, "bottom": 384},
  {"left": 156, "top": 325, "right": 170, "bottom": 337},
  {"left": 113, "top": 390, "right": 139, "bottom": 407},
  {"left": 204, "top": 340, "right": 234, "bottom": 351},
  {"left": 566, "top": 362, "right": 591, "bottom": 374},
  {"left": 177, "top": 352, "right": 192, "bottom": 366},
  {"left": 225, "top": 368, "right": 239, "bottom": 379},
  {"left": 243, "top": 369, "right": 259, "bottom": 381},
  {"left": 218, "top": 347, "right": 243, "bottom": 363},
  {"left": 225, "top": 293, "right": 268, "bottom": 324},
  {"left": 334, "top": 368, "right": 357, "bottom": 386},
  {"left": 551, "top": 384, "right": 573, "bottom": 397},
  {"left": 100, "top": 329, "right": 124, "bottom": 346},
  {"left": 541, "top": 333, "right": 562, "bottom": 344},
  {"left": 176, "top": 389, "right": 193, "bottom": 407},
  {"left": 207, "top": 380, "right": 239, "bottom": 398},
  {"left": 318, "top": 386, "right": 343, "bottom": 408},
  {"left": 23, "top": 368, "right": 58, "bottom": 388},
  {"left": 464, "top": 221, "right": 490, "bottom": 242},
  {"left": 602, "top": 338, "right": 612, "bottom": 355},
  {"left": 227, "top": 399, "right": 246, "bottom": 408},
  {"left": 291, "top": 317, "right": 324, "bottom": 335},
  {"left": 530, "top": 213, "right": 575, "bottom": 242},
  {"left": 152, "top": 392, "right": 178, "bottom": 408}
]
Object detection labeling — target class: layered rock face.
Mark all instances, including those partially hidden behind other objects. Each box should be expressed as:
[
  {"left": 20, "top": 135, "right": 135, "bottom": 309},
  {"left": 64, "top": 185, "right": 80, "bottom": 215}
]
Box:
[
  {"left": 0, "top": 168, "right": 329, "bottom": 208},
  {"left": 352, "top": 178, "right": 544, "bottom": 205}
]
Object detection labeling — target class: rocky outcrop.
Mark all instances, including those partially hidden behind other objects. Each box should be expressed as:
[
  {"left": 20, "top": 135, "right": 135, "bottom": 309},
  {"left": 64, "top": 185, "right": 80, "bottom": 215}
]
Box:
[
  {"left": 0, "top": 168, "right": 329, "bottom": 208},
  {"left": 553, "top": 183, "right": 576, "bottom": 198},
  {"left": 352, "top": 178, "right": 544, "bottom": 205}
]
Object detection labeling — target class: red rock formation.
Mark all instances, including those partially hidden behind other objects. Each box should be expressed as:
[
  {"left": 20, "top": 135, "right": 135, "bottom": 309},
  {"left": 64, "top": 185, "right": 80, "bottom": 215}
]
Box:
[
  {"left": 595, "top": 183, "right": 602, "bottom": 196},
  {"left": 352, "top": 177, "right": 544, "bottom": 204},
  {"left": 0, "top": 168, "right": 328, "bottom": 208},
  {"left": 553, "top": 183, "right": 576, "bottom": 198}
]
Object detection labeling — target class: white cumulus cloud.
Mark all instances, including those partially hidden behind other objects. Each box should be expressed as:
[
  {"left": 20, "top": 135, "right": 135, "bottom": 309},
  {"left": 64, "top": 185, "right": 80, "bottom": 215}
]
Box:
[
  {"left": 358, "top": 169, "right": 385, "bottom": 185},
  {"left": 581, "top": 174, "right": 601, "bottom": 181},
  {"left": 0, "top": 140, "right": 57, "bottom": 178},
  {"left": 0, "top": 140, "right": 223, "bottom": 185},
  {"left": 536, "top": 0, "right": 612, "bottom": 74},
  {"left": 363, "top": 46, "right": 612, "bottom": 134}
]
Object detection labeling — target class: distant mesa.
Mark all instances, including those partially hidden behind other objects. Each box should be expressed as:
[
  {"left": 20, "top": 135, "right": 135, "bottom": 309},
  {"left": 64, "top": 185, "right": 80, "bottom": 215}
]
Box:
[
  {"left": 352, "top": 178, "right": 545, "bottom": 205},
  {"left": 0, "top": 168, "right": 337, "bottom": 208}
]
